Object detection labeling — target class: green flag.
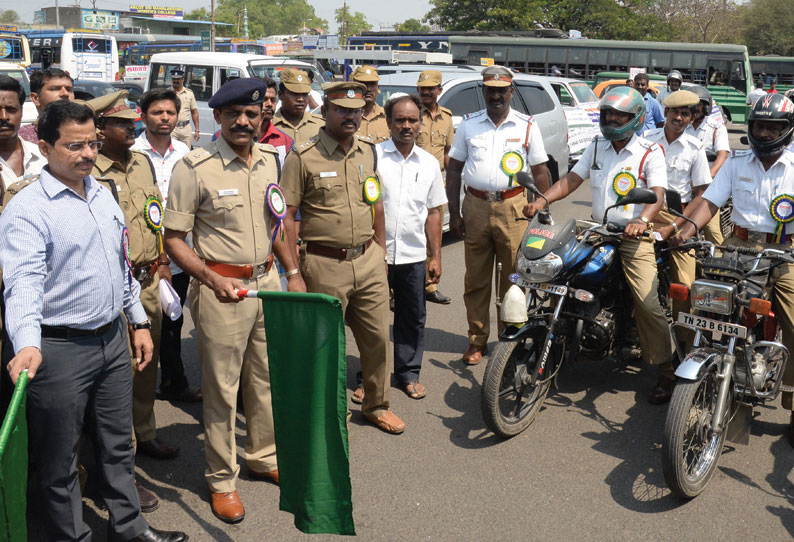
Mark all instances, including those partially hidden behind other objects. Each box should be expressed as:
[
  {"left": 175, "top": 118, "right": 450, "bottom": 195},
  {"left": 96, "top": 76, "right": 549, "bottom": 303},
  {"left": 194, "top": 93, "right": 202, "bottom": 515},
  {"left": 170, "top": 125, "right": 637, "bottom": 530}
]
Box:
[
  {"left": 260, "top": 291, "right": 355, "bottom": 536},
  {"left": 0, "top": 370, "right": 28, "bottom": 542}
]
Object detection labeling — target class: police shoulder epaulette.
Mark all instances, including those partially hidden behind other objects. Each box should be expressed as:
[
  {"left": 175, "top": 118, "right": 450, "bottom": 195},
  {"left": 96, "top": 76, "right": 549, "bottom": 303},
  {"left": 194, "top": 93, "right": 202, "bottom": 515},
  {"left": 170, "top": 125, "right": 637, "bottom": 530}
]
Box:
[
  {"left": 463, "top": 110, "right": 485, "bottom": 121},
  {"left": 256, "top": 142, "right": 278, "bottom": 155},
  {"left": 636, "top": 137, "right": 655, "bottom": 149},
  {"left": 183, "top": 146, "right": 215, "bottom": 167},
  {"left": 5, "top": 175, "right": 38, "bottom": 197},
  {"left": 513, "top": 110, "right": 531, "bottom": 122},
  {"left": 356, "top": 134, "right": 375, "bottom": 145},
  {"left": 439, "top": 106, "right": 452, "bottom": 116},
  {"left": 295, "top": 136, "right": 320, "bottom": 154},
  {"left": 309, "top": 112, "right": 325, "bottom": 123}
]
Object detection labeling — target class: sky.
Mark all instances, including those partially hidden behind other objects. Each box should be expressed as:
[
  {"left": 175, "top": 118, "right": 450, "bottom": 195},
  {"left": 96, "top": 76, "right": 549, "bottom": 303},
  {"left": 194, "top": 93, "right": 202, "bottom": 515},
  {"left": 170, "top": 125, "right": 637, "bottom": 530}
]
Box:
[{"left": 16, "top": 0, "right": 431, "bottom": 33}]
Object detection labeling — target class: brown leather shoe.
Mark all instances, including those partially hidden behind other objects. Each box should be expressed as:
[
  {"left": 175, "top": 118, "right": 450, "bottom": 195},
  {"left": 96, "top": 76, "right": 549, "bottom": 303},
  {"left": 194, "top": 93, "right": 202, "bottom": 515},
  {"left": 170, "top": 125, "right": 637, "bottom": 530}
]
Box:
[
  {"left": 137, "top": 437, "right": 180, "bottom": 460},
  {"left": 249, "top": 468, "right": 279, "bottom": 485},
  {"left": 463, "top": 344, "right": 486, "bottom": 365},
  {"left": 136, "top": 481, "right": 159, "bottom": 513},
  {"left": 648, "top": 375, "right": 676, "bottom": 404},
  {"left": 210, "top": 490, "right": 245, "bottom": 524},
  {"left": 363, "top": 410, "right": 406, "bottom": 434}
]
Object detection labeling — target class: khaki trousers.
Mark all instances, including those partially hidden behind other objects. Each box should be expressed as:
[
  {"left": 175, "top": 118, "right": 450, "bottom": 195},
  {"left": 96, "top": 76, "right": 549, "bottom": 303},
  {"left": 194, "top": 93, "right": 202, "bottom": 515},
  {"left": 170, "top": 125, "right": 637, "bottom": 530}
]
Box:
[
  {"left": 189, "top": 268, "right": 279, "bottom": 493},
  {"left": 724, "top": 236, "right": 794, "bottom": 411},
  {"left": 132, "top": 274, "right": 162, "bottom": 442},
  {"left": 656, "top": 210, "right": 697, "bottom": 346},
  {"left": 462, "top": 192, "right": 528, "bottom": 347},
  {"left": 618, "top": 238, "right": 675, "bottom": 366},
  {"left": 702, "top": 210, "right": 724, "bottom": 245},
  {"left": 172, "top": 125, "right": 192, "bottom": 148},
  {"left": 301, "top": 241, "right": 391, "bottom": 418}
]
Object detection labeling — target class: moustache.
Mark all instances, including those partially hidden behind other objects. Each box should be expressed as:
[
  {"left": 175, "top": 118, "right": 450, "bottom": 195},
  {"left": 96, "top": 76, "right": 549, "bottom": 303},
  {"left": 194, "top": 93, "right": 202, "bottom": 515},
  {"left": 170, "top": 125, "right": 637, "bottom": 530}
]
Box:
[
  {"left": 0, "top": 121, "right": 14, "bottom": 130},
  {"left": 230, "top": 126, "right": 254, "bottom": 134},
  {"left": 77, "top": 159, "right": 94, "bottom": 167}
]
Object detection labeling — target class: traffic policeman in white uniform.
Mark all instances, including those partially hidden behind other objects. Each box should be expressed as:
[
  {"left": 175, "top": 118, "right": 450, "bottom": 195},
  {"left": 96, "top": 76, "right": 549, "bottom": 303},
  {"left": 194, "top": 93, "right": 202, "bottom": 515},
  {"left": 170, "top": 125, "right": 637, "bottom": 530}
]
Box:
[
  {"left": 669, "top": 93, "right": 794, "bottom": 447},
  {"left": 526, "top": 86, "right": 677, "bottom": 403},
  {"left": 446, "top": 65, "right": 549, "bottom": 366}
]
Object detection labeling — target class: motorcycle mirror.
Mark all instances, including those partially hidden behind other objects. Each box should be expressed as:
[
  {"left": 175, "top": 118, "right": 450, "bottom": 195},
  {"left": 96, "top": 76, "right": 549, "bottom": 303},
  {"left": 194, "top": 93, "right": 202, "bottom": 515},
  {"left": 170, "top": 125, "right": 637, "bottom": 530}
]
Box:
[
  {"left": 666, "top": 190, "right": 684, "bottom": 215},
  {"left": 621, "top": 187, "right": 658, "bottom": 206},
  {"left": 740, "top": 135, "right": 749, "bottom": 146},
  {"left": 515, "top": 171, "right": 538, "bottom": 194}
]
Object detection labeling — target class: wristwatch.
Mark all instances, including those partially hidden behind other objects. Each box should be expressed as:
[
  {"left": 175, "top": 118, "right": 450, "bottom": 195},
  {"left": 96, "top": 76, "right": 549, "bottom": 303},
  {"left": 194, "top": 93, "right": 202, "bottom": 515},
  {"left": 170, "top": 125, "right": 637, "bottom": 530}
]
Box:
[
  {"left": 639, "top": 216, "right": 650, "bottom": 225},
  {"left": 285, "top": 268, "right": 300, "bottom": 278},
  {"left": 131, "top": 320, "right": 152, "bottom": 330}
]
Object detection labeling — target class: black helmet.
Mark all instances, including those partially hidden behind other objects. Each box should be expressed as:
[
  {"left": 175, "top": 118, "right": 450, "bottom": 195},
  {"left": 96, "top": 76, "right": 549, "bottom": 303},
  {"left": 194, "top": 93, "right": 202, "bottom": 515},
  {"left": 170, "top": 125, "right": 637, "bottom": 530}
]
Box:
[
  {"left": 689, "top": 85, "right": 712, "bottom": 108},
  {"left": 748, "top": 93, "right": 794, "bottom": 157}
]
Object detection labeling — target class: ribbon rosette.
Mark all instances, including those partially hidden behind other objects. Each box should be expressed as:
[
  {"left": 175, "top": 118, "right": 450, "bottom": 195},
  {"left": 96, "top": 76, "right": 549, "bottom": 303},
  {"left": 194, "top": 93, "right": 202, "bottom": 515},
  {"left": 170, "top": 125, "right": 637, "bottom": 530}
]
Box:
[
  {"left": 612, "top": 171, "right": 637, "bottom": 209},
  {"left": 266, "top": 183, "right": 288, "bottom": 245},
  {"left": 363, "top": 176, "right": 381, "bottom": 222},
  {"left": 770, "top": 194, "right": 794, "bottom": 244},
  {"left": 500, "top": 151, "right": 524, "bottom": 187},
  {"left": 144, "top": 195, "right": 165, "bottom": 253}
]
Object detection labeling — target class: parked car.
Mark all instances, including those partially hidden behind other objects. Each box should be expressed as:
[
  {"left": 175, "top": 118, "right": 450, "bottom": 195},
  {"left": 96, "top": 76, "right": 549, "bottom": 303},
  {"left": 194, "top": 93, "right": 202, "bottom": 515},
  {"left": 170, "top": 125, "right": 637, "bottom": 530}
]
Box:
[
  {"left": 111, "top": 81, "right": 145, "bottom": 105},
  {"left": 544, "top": 76, "right": 600, "bottom": 166}
]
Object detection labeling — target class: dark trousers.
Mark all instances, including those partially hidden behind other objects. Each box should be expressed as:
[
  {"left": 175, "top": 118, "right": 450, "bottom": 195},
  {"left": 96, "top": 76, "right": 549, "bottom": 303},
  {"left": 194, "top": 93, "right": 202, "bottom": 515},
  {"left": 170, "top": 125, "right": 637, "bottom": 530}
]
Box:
[
  {"left": 388, "top": 261, "right": 427, "bottom": 385},
  {"left": 27, "top": 317, "right": 148, "bottom": 542},
  {"left": 159, "top": 272, "right": 190, "bottom": 390}
]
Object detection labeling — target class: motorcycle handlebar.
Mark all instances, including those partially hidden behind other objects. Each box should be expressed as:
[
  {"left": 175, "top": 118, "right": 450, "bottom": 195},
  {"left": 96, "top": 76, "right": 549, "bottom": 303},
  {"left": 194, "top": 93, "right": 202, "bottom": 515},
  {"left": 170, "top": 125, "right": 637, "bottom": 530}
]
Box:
[{"left": 604, "top": 222, "right": 650, "bottom": 237}]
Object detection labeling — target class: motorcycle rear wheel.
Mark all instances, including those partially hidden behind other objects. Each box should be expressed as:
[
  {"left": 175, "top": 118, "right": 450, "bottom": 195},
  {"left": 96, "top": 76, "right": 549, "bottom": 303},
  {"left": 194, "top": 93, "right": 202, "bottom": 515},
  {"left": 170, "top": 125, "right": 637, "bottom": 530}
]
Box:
[
  {"left": 481, "top": 327, "right": 555, "bottom": 438},
  {"left": 661, "top": 364, "right": 729, "bottom": 499}
]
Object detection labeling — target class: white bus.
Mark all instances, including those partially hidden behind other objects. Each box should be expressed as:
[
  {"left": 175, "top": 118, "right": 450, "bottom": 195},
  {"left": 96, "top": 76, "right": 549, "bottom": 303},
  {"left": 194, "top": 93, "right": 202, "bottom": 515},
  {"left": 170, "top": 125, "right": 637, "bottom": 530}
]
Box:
[{"left": 26, "top": 30, "right": 119, "bottom": 82}]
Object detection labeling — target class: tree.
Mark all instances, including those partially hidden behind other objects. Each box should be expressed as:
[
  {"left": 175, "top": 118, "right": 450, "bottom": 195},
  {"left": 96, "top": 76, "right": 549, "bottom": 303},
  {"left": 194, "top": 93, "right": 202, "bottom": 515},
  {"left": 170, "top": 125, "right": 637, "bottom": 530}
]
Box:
[
  {"left": 184, "top": 8, "right": 210, "bottom": 21},
  {"left": 335, "top": 6, "right": 371, "bottom": 43},
  {"left": 427, "top": 0, "right": 544, "bottom": 31},
  {"left": 396, "top": 18, "right": 431, "bottom": 33},
  {"left": 0, "top": 10, "right": 21, "bottom": 24},
  {"left": 543, "top": 0, "right": 676, "bottom": 41},
  {"left": 742, "top": 0, "right": 794, "bottom": 55},
  {"left": 215, "top": 0, "right": 327, "bottom": 38}
]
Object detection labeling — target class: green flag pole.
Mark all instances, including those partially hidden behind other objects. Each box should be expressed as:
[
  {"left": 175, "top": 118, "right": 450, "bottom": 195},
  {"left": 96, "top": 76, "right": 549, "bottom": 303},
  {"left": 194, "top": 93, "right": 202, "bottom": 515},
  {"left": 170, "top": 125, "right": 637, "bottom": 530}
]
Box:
[{"left": 0, "top": 369, "right": 29, "bottom": 542}]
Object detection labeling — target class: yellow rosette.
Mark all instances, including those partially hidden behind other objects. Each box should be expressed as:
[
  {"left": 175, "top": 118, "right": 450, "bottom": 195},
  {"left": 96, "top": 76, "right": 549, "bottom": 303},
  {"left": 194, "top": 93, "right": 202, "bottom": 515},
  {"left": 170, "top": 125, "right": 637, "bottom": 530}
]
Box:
[
  {"left": 612, "top": 171, "right": 636, "bottom": 210},
  {"left": 770, "top": 194, "right": 794, "bottom": 244},
  {"left": 363, "top": 176, "right": 381, "bottom": 223},
  {"left": 500, "top": 151, "right": 524, "bottom": 187}
]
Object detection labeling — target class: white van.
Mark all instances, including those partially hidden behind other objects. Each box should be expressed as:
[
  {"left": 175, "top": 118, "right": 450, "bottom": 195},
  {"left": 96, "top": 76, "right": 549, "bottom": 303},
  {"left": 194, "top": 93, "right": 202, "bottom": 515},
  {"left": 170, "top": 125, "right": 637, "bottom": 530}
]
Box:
[{"left": 145, "top": 52, "right": 324, "bottom": 146}]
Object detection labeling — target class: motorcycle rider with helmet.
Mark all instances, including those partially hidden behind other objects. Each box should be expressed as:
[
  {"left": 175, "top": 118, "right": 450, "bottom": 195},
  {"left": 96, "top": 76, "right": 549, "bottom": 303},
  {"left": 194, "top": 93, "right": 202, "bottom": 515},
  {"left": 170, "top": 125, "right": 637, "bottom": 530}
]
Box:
[
  {"left": 526, "top": 86, "right": 677, "bottom": 403},
  {"left": 668, "top": 93, "right": 794, "bottom": 447},
  {"left": 657, "top": 69, "right": 683, "bottom": 104}
]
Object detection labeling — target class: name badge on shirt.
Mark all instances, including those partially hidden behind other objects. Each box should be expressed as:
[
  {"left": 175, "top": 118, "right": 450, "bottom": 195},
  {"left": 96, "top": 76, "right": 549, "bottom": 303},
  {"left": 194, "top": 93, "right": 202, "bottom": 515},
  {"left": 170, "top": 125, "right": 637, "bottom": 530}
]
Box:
[
  {"left": 218, "top": 189, "right": 238, "bottom": 197},
  {"left": 320, "top": 171, "right": 338, "bottom": 178},
  {"left": 738, "top": 176, "right": 753, "bottom": 183},
  {"left": 505, "top": 138, "right": 520, "bottom": 144}
]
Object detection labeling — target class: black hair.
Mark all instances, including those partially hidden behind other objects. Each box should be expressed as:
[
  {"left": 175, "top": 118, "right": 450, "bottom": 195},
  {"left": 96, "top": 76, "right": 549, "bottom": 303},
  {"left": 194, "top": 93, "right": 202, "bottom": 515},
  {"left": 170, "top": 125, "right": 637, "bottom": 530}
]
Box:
[
  {"left": 634, "top": 73, "right": 650, "bottom": 84},
  {"left": 384, "top": 94, "right": 422, "bottom": 121},
  {"left": 306, "top": 70, "right": 315, "bottom": 82},
  {"left": 0, "top": 74, "right": 25, "bottom": 106},
  {"left": 29, "top": 68, "right": 73, "bottom": 95},
  {"left": 38, "top": 101, "right": 96, "bottom": 146},
  {"left": 140, "top": 87, "right": 181, "bottom": 114},
  {"left": 263, "top": 77, "right": 276, "bottom": 91}
]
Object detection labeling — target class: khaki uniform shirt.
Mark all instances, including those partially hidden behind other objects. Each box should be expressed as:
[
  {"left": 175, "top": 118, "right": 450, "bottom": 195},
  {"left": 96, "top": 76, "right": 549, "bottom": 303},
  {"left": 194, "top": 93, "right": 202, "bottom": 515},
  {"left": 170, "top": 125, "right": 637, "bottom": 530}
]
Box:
[
  {"left": 282, "top": 129, "right": 379, "bottom": 249},
  {"left": 176, "top": 87, "right": 197, "bottom": 126},
  {"left": 165, "top": 135, "right": 278, "bottom": 265},
  {"left": 358, "top": 103, "right": 390, "bottom": 144},
  {"left": 272, "top": 111, "right": 324, "bottom": 146},
  {"left": 416, "top": 105, "right": 454, "bottom": 171},
  {"left": 93, "top": 151, "right": 163, "bottom": 266}
]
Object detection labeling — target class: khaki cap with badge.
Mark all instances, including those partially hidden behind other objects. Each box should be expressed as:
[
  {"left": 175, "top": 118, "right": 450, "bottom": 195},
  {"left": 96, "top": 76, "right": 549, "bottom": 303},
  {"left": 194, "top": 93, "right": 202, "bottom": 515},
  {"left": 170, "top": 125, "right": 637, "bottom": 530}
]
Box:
[
  {"left": 482, "top": 66, "right": 513, "bottom": 87},
  {"left": 84, "top": 89, "right": 138, "bottom": 119},
  {"left": 351, "top": 65, "right": 380, "bottom": 83},
  {"left": 663, "top": 89, "right": 700, "bottom": 108},
  {"left": 322, "top": 81, "right": 366, "bottom": 108},
  {"left": 417, "top": 70, "right": 442, "bottom": 87},
  {"left": 280, "top": 68, "right": 312, "bottom": 94}
]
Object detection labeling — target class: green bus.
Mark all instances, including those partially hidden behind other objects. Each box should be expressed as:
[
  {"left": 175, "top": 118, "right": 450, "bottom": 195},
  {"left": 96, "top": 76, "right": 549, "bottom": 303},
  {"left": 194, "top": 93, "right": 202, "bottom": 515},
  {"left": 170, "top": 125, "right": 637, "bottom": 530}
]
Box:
[
  {"left": 449, "top": 36, "right": 752, "bottom": 123},
  {"left": 750, "top": 56, "right": 794, "bottom": 92}
]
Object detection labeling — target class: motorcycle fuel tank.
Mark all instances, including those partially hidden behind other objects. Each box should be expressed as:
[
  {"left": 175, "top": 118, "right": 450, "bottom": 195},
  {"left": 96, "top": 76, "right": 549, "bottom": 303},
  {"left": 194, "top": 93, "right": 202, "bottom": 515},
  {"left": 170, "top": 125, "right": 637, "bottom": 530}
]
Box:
[{"left": 576, "top": 243, "right": 619, "bottom": 286}]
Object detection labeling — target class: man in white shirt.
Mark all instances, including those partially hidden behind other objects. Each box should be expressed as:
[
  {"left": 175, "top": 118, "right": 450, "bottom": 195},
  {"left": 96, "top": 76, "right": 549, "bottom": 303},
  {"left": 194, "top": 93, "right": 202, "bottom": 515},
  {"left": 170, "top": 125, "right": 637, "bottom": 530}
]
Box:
[
  {"left": 377, "top": 94, "right": 446, "bottom": 399},
  {"left": 747, "top": 79, "right": 766, "bottom": 107},
  {"left": 132, "top": 88, "right": 201, "bottom": 403},
  {"left": 0, "top": 75, "right": 46, "bottom": 192},
  {"left": 446, "top": 66, "right": 549, "bottom": 366}
]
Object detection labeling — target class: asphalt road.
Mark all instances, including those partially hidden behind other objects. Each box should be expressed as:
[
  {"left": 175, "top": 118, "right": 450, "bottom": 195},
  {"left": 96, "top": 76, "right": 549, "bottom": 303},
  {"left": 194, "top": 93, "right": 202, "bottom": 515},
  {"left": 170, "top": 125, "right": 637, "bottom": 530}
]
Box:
[{"left": 34, "top": 125, "right": 794, "bottom": 541}]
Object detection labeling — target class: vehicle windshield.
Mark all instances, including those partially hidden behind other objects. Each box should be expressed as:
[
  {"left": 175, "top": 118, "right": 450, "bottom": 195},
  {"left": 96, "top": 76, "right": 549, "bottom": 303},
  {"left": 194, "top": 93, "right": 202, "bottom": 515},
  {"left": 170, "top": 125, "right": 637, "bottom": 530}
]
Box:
[
  {"left": 74, "top": 80, "right": 116, "bottom": 99},
  {"left": 569, "top": 82, "right": 597, "bottom": 104},
  {"left": 247, "top": 62, "right": 324, "bottom": 92},
  {"left": 0, "top": 69, "right": 31, "bottom": 97},
  {"left": 376, "top": 85, "right": 417, "bottom": 106}
]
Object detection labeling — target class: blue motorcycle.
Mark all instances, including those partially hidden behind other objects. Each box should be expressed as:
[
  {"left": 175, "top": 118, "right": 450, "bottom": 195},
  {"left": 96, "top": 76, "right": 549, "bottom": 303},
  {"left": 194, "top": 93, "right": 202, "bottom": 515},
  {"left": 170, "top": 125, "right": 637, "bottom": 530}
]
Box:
[{"left": 480, "top": 173, "right": 658, "bottom": 438}]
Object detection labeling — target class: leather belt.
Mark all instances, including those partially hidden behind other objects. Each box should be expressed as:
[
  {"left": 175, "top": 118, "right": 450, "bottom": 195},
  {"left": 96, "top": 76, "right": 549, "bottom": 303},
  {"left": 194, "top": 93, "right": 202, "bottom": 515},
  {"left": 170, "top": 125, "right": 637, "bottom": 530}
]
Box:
[
  {"left": 733, "top": 225, "right": 791, "bottom": 244},
  {"left": 306, "top": 238, "right": 373, "bottom": 261},
  {"left": 466, "top": 186, "right": 524, "bottom": 202},
  {"left": 133, "top": 260, "right": 158, "bottom": 282},
  {"left": 176, "top": 120, "right": 190, "bottom": 127},
  {"left": 206, "top": 255, "right": 274, "bottom": 279},
  {"left": 41, "top": 321, "right": 113, "bottom": 339}
]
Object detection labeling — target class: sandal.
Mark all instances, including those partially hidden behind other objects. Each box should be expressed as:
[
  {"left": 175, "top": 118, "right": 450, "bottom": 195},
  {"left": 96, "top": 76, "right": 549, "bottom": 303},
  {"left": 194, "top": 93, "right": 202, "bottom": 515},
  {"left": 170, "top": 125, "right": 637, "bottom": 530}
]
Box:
[
  {"left": 351, "top": 386, "right": 365, "bottom": 404},
  {"left": 404, "top": 381, "right": 426, "bottom": 400}
]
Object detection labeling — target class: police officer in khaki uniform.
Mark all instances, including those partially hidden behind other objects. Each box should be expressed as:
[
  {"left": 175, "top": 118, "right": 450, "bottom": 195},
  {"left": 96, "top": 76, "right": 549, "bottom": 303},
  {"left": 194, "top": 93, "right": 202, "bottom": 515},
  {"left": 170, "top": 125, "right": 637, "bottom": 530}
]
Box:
[
  {"left": 352, "top": 66, "right": 390, "bottom": 144},
  {"left": 416, "top": 69, "right": 455, "bottom": 305},
  {"left": 171, "top": 70, "right": 199, "bottom": 147},
  {"left": 281, "top": 81, "right": 406, "bottom": 435},
  {"left": 164, "top": 78, "right": 297, "bottom": 523},
  {"left": 272, "top": 68, "right": 324, "bottom": 145}
]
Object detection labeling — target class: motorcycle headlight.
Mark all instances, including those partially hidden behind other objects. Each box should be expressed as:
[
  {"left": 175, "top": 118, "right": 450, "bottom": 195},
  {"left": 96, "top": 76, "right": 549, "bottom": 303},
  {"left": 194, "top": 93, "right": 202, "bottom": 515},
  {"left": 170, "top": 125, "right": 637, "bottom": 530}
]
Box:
[
  {"left": 518, "top": 251, "right": 563, "bottom": 283},
  {"left": 691, "top": 279, "right": 736, "bottom": 315}
]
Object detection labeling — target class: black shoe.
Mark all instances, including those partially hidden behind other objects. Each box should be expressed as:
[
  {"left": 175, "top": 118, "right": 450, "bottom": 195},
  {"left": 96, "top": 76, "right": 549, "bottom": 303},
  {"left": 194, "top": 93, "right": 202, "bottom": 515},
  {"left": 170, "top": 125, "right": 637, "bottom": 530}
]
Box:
[
  {"left": 136, "top": 481, "right": 159, "bottom": 513},
  {"left": 426, "top": 290, "right": 451, "bottom": 305},
  {"left": 127, "top": 526, "right": 188, "bottom": 542}
]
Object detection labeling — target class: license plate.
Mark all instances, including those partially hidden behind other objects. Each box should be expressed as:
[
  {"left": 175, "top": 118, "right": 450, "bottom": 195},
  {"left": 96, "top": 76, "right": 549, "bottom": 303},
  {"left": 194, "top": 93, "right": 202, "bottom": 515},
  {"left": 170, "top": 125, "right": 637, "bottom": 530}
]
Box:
[
  {"left": 83, "top": 72, "right": 103, "bottom": 79},
  {"left": 515, "top": 279, "right": 567, "bottom": 296},
  {"left": 677, "top": 313, "right": 747, "bottom": 338}
]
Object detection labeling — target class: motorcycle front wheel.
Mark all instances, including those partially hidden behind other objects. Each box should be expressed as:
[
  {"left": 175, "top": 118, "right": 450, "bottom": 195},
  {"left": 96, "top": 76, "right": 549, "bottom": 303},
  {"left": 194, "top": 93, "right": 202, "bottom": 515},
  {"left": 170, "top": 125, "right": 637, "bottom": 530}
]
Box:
[
  {"left": 661, "top": 364, "right": 729, "bottom": 499},
  {"left": 481, "top": 327, "right": 556, "bottom": 438}
]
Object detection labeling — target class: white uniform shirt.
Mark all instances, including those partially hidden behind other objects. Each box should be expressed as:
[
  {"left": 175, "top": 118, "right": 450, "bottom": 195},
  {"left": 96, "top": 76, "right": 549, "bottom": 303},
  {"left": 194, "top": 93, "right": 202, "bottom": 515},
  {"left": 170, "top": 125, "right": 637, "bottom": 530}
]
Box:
[
  {"left": 0, "top": 137, "right": 45, "bottom": 189},
  {"left": 448, "top": 108, "right": 547, "bottom": 191},
  {"left": 644, "top": 128, "right": 711, "bottom": 202},
  {"left": 132, "top": 132, "right": 190, "bottom": 205},
  {"left": 571, "top": 134, "right": 667, "bottom": 225},
  {"left": 704, "top": 149, "right": 794, "bottom": 234},
  {"left": 686, "top": 118, "right": 730, "bottom": 156},
  {"left": 377, "top": 140, "right": 447, "bottom": 265},
  {"left": 747, "top": 87, "right": 767, "bottom": 106}
]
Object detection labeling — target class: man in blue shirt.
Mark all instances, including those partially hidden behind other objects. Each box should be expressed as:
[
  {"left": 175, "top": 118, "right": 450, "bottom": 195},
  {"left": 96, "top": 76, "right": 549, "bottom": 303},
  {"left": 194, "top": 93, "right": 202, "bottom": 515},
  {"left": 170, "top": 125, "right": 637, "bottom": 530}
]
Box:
[
  {"left": 635, "top": 73, "right": 665, "bottom": 135},
  {"left": 0, "top": 101, "right": 187, "bottom": 542}
]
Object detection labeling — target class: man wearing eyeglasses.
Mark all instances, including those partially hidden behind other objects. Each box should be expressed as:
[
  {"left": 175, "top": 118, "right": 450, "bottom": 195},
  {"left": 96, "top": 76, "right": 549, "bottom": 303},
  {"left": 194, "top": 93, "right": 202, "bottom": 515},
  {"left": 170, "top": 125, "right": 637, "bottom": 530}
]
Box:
[{"left": 0, "top": 100, "right": 187, "bottom": 542}]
